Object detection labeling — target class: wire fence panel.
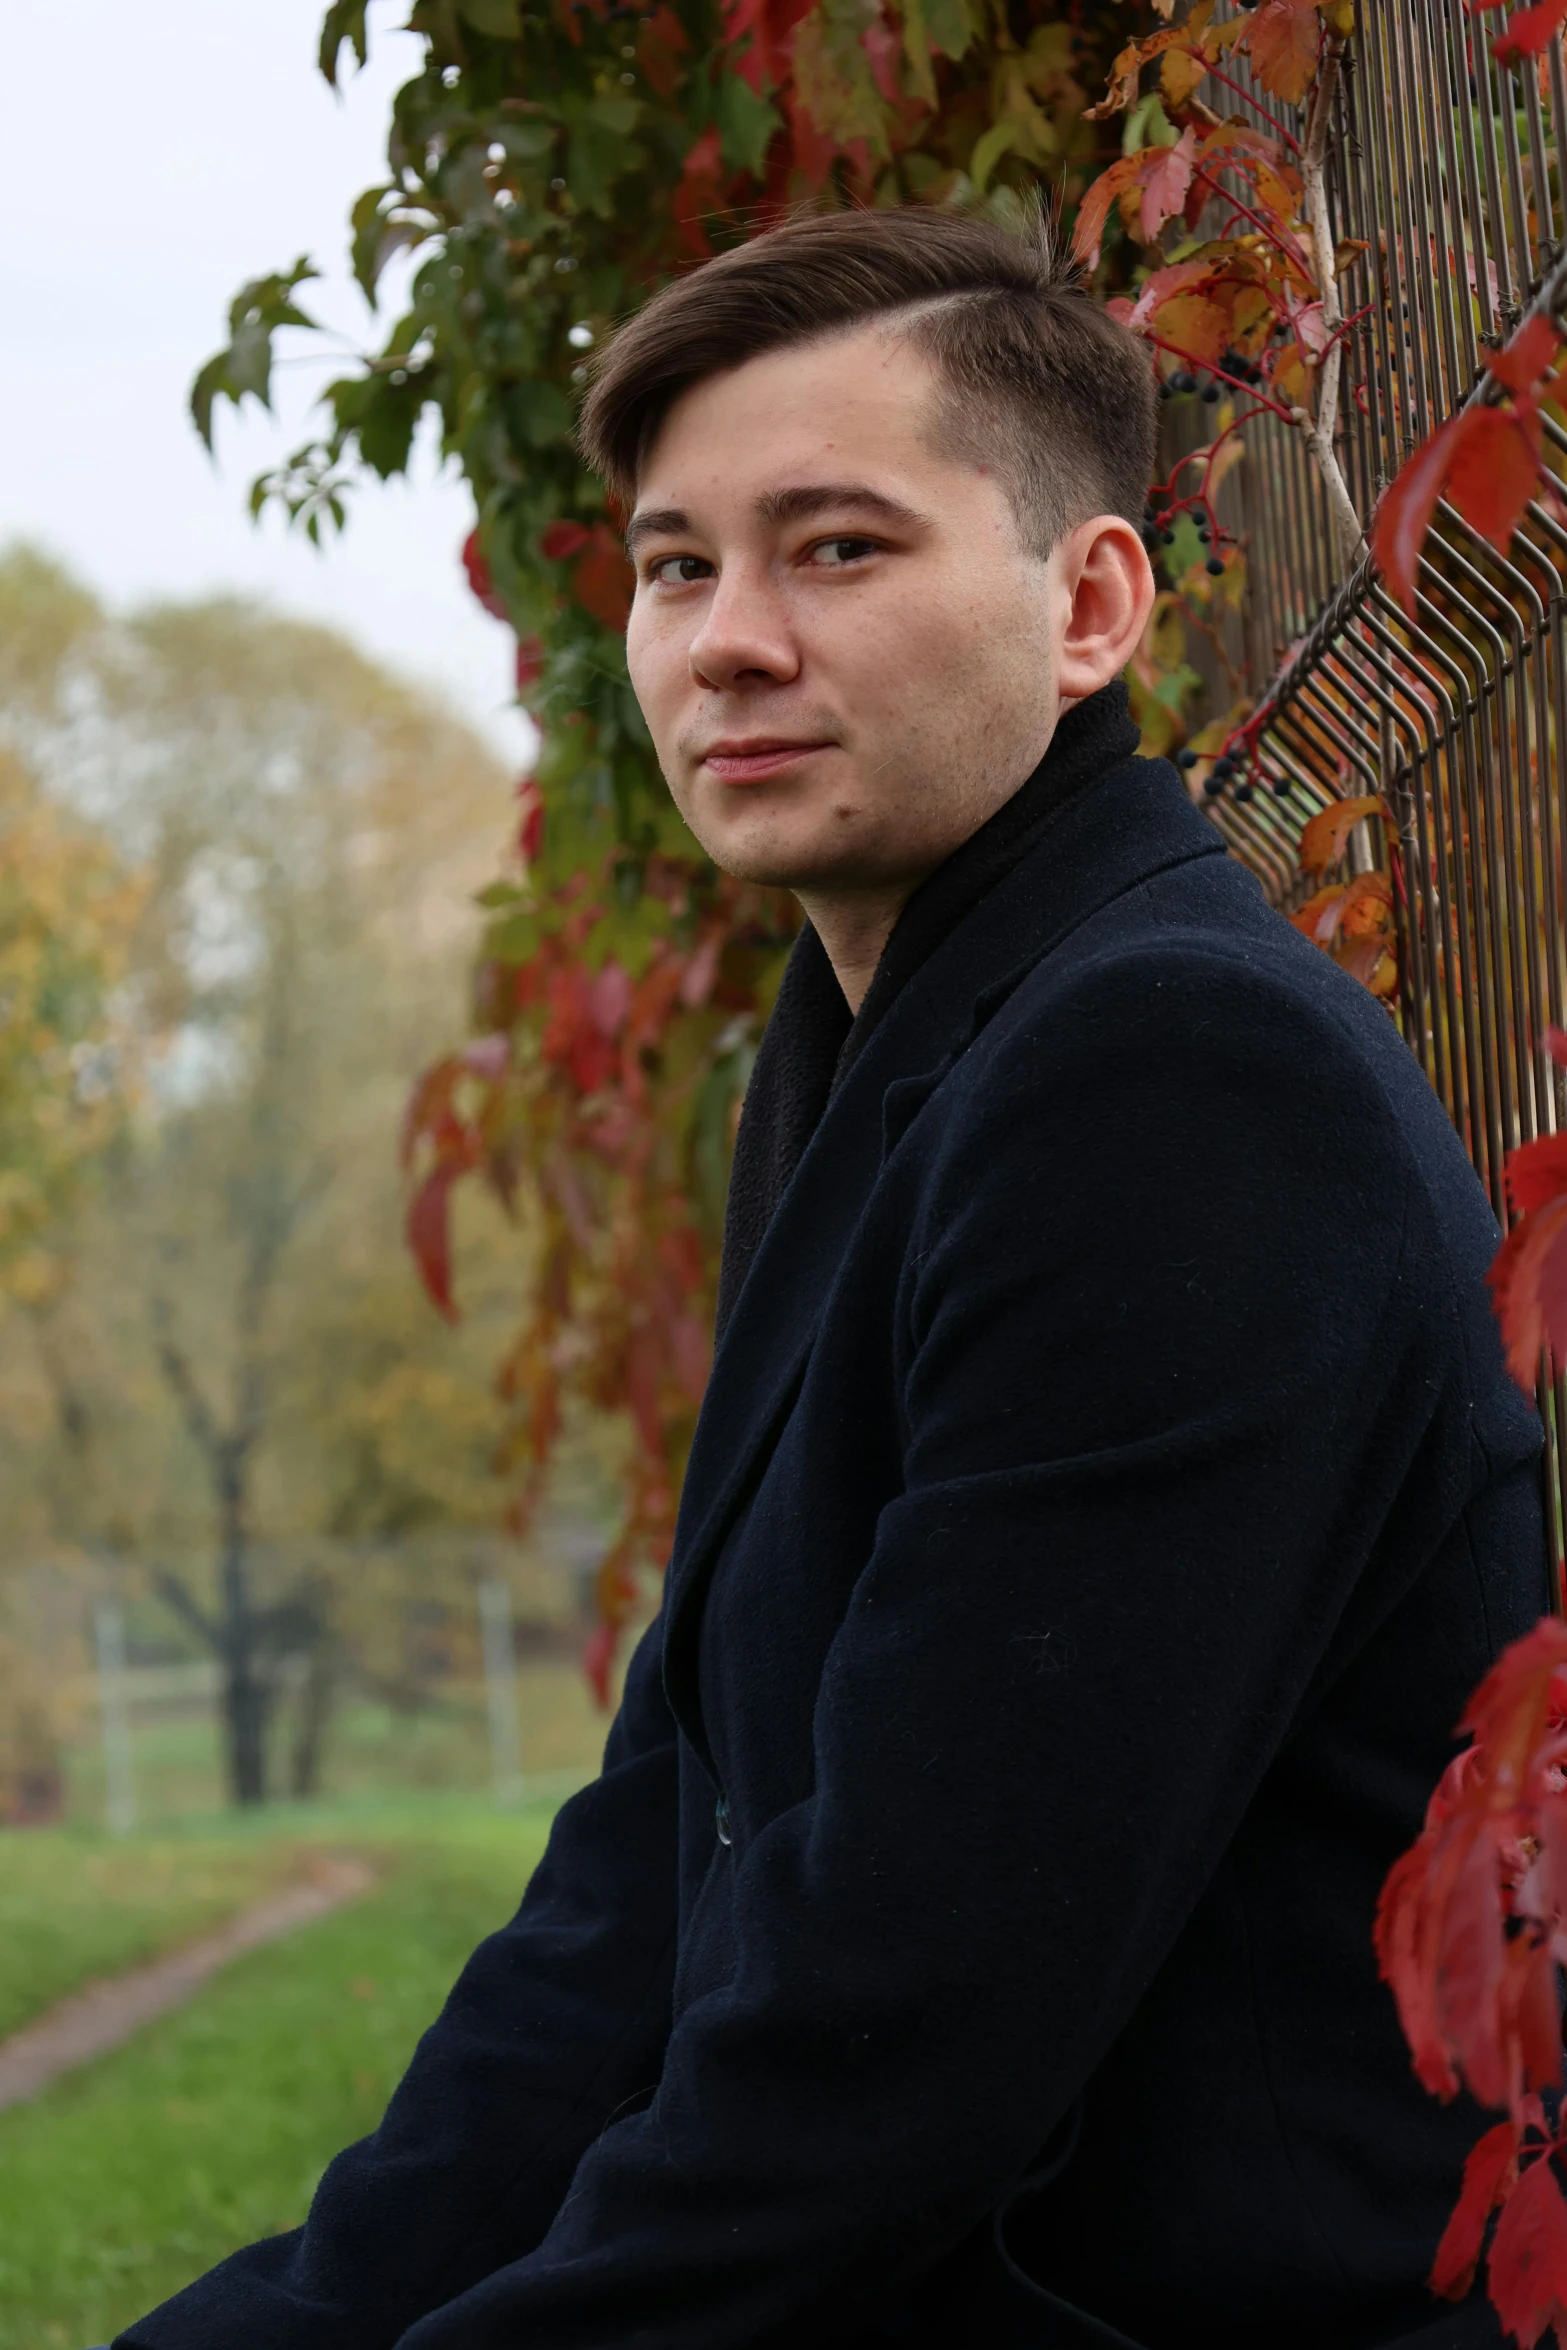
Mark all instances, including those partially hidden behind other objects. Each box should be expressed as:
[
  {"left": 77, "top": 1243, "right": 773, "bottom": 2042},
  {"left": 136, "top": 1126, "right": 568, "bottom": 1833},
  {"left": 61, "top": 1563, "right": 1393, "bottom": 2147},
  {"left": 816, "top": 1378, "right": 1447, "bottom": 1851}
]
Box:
[{"left": 1204, "top": 0, "right": 1567, "bottom": 1591}]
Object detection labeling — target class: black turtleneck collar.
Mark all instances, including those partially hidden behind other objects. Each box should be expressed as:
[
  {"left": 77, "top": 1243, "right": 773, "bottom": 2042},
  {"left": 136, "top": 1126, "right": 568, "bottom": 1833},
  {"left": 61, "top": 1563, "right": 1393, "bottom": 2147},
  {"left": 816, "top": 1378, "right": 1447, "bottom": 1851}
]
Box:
[{"left": 714, "top": 679, "right": 1143, "bottom": 1338}]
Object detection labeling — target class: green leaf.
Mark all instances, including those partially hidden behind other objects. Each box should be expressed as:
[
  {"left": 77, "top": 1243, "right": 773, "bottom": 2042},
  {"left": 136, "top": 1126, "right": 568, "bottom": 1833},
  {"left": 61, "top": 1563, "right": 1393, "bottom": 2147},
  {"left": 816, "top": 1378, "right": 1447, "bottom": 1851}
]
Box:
[
  {"left": 330, "top": 372, "right": 422, "bottom": 479},
  {"left": 226, "top": 317, "right": 273, "bottom": 403},
  {"left": 504, "top": 379, "right": 574, "bottom": 450},
  {"left": 716, "top": 74, "right": 782, "bottom": 174},
  {"left": 969, "top": 118, "right": 1019, "bottom": 193},
  {"left": 568, "top": 118, "right": 635, "bottom": 217},
  {"left": 922, "top": 0, "right": 972, "bottom": 63},
  {"left": 318, "top": 0, "right": 369, "bottom": 84},
  {"left": 459, "top": 0, "right": 521, "bottom": 33},
  {"left": 189, "top": 353, "right": 230, "bottom": 450},
  {"left": 587, "top": 92, "right": 642, "bottom": 135},
  {"left": 896, "top": 0, "right": 939, "bottom": 107},
  {"left": 494, "top": 119, "right": 557, "bottom": 163}
]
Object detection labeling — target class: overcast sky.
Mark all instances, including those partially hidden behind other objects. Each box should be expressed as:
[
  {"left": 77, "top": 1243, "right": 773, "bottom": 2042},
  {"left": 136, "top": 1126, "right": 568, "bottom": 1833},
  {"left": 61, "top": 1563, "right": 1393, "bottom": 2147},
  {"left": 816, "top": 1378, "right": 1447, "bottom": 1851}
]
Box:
[{"left": 5, "top": 0, "right": 530, "bottom": 762}]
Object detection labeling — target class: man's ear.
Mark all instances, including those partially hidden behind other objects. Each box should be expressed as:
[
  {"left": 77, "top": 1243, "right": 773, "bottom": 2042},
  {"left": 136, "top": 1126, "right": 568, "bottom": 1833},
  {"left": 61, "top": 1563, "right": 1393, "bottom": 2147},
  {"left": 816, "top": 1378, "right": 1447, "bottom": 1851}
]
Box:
[{"left": 1053, "top": 516, "right": 1158, "bottom": 707}]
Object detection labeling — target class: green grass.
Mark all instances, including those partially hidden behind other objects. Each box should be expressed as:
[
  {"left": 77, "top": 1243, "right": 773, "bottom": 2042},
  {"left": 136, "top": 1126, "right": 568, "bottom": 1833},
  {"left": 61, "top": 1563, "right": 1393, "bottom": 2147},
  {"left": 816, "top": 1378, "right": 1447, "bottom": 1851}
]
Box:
[
  {"left": 0, "top": 1831, "right": 304, "bottom": 2041},
  {"left": 0, "top": 1801, "right": 557, "bottom": 2350}
]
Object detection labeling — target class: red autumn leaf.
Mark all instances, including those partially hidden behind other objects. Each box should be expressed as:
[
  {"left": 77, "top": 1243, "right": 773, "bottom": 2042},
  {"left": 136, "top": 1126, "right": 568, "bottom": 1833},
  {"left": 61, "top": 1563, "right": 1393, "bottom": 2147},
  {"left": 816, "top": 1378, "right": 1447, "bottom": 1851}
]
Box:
[
  {"left": 1459, "top": 1617, "right": 1567, "bottom": 1800},
  {"left": 1128, "top": 257, "right": 1224, "bottom": 330},
  {"left": 1493, "top": 0, "right": 1567, "bottom": 63},
  {"left": 400, "top": 1054, "right": 462, "bottom": 1171},
  {"left": 1072, "top": 156, "right": 1144, "bottom": 270},
  {"left": 723, "top": 0, "right": 813, "bottom": 94},
  {"left": 678, "top": 929, "right": 722, "bottom": 1008},
  {"left": 1377, "top": 1838, "right": 1460, "bottom": 2099},
  {"left": 406, "top": 1159, "right": 465, "bottom": 1323},
  {"left": 515, "top": 775, "right": 545, "bottom": 864},
  {"left": 541, "top": 519, "right": 592, "bottom": 560},
  {"left": 572, "top": 523, "right": 636, "bottom": 631},
  {"left": 863, "top": 11, "right": 900, "bottom": 101},
  {"left": 460, "top": 1032, "right": 510, "bottom": 1081},
  {"left": 1488, "top": 1191, "right": 1567, "bottom": 1388},
  {"left": 1446, "top": 405, "right": 1545, "bottom": 553},
  {"left": 1242, "top": 0, "right": 1322, "bottom": 103},
  {"left": 1506, "top": 1133, "right": 1567, "bottom": 1219},
  {"left": 1490, "top": 314, "right": 1565, "bottom": 395},
  {"left": 1432, "top": 2119, "right": 1520, "bottom": 2299},
  {"left": 1488, "top": 2155, "right": 1567, "bottom": 2345},
  {"left": 636, "top": 2, "right": 691, "bottom": 98},
  {"left": 1298, "top": 793, "right": 1392, "bottom": 876},
  {"left": 582, "top": 1618, "right": 616, "bottom": 1709},
  {"left": 588, "top": 960, "right": 632, "bottom": 1040},
  {"left": 461, "top": 528, "right": 508, "bottom": 619},
  {"left": 1508, "top": 1934, "right": 1563, "bottom": 2094},
  {"left": 1438, "top": 1824, "right": 1511, "bottom": 2112},
  {"left": 673, "top": 123, "right": 727, "bottom": 254},
  {"left": 1372, "top": 408, "right": 1468, "bottom": 615},
  {"left": 1138, "top": 128, "right": 1198, "bottom": 244}
]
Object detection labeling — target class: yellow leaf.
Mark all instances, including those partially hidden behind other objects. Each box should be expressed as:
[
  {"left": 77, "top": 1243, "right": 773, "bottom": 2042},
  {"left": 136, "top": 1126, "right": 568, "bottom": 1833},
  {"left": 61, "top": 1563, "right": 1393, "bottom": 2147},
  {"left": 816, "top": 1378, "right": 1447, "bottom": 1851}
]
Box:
[
  {"left": 1196, "top": 430, "right": 1246, "bottom": 503},
  {"left": 1298, "top": 793, "right": 1396, "bottom": 875},
  {"left": 1161, "top": 42, "right": 1209, "bottom": 109},
  {"left": 1273, "top": 340, "right": 1311, "bottom": 404}
]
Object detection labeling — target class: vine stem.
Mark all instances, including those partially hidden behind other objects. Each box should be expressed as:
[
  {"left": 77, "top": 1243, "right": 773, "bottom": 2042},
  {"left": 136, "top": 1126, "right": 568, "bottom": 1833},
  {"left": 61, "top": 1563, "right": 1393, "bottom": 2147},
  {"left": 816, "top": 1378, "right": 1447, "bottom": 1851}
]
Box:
[{"left": 1293, "top": 29, "right": 1367, "bottom": 575}]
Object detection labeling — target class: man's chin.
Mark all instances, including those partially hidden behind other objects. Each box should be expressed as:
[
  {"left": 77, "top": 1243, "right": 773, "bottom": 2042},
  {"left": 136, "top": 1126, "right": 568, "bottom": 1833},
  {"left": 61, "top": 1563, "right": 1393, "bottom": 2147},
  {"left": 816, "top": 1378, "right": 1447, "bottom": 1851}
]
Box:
[{"left": 700, "top": 838, "right": 890, "bottom": 893}]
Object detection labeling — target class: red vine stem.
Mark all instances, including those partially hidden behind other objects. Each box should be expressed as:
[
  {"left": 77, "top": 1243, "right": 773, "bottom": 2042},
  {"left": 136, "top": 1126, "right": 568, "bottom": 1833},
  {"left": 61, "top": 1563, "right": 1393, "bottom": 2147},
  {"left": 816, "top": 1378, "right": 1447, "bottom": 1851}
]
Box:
[
  {"left": 1192, "top": 166, "right": 1312, "bottom": 279},
  {"left": 1196, "top": 58, "right": 1302, "bottom": 152}
]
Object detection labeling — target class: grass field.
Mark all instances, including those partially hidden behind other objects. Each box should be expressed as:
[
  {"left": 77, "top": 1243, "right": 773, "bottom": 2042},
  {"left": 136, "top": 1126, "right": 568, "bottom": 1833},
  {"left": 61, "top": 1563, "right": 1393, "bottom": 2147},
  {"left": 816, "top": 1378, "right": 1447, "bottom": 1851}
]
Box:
[{"left": 0, "top": 1797, "right": 559, "bottom": 2350}]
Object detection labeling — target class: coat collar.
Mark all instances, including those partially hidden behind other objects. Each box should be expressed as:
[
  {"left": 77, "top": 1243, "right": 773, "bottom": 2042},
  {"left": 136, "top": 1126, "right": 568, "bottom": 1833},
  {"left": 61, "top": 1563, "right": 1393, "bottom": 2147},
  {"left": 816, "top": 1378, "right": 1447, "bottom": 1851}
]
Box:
[{"left": 661, "top": 753, "right": 1227, "bottom": 1771}]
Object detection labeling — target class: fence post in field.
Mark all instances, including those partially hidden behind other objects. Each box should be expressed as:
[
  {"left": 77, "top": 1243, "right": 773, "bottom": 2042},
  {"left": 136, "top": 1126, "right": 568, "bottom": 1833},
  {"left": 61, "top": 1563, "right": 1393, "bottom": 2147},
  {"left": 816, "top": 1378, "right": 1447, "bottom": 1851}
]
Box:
[
  {"left": 477, "top": 1578, "right": 523, "bottom": 1807},
  {"left": 94, "top": 1599, "right": 136, "bottom": 1837}
]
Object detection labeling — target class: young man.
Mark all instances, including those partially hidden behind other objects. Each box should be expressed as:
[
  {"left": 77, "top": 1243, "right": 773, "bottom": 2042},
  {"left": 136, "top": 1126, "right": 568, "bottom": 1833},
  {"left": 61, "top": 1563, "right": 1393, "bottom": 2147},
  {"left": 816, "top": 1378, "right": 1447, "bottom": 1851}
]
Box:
[{"left": 120, "top": 209, "right": 1543, "bottom": 2349}]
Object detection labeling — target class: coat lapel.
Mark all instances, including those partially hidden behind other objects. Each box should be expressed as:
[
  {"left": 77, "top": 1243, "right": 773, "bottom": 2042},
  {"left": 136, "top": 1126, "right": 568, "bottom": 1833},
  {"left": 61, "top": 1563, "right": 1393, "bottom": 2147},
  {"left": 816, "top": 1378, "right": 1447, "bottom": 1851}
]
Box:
[{"left": 660, "top": 755, "right": 1228, "bottom": 1764}]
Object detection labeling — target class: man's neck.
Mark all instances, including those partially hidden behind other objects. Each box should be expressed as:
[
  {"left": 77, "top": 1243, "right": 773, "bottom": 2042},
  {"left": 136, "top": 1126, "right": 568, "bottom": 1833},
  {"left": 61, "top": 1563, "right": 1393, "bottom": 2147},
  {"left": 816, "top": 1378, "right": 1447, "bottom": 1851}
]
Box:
[{"left": 792, "top": 882, "right": 923, "bottom": 1014}]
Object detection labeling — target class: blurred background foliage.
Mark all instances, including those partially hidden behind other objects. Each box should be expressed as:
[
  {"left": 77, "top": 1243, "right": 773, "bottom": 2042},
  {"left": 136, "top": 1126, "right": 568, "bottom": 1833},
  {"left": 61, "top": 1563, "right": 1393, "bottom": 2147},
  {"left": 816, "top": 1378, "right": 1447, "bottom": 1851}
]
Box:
[{"left": 0, "top": 544, "right": 622, "bottom": 1820}]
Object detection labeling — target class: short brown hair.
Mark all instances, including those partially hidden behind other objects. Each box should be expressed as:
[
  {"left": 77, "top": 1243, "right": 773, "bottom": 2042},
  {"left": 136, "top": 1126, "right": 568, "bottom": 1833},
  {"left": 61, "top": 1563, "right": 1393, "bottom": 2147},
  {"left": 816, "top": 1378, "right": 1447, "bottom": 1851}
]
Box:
[{"left": 578, "top": 203, "right": 1157, "bottom": 557}]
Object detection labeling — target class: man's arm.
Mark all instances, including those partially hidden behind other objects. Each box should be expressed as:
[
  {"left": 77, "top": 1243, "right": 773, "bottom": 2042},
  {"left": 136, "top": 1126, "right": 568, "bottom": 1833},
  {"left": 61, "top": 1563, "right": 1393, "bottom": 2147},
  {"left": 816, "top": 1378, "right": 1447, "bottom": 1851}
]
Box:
[
  {"left": 384, "top": 950, "right": 1478, "bottom": 2349},
  {"left": 116, "top": 1614, "right": 681, "bottom": 2350}
]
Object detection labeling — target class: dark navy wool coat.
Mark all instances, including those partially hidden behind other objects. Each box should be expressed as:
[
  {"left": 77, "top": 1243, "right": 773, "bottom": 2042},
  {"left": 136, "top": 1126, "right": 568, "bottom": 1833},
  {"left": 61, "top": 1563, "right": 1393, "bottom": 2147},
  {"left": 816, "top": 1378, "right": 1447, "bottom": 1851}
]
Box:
[{"left": 122, "top": 731, "right": 1546, "bottom": 2349}]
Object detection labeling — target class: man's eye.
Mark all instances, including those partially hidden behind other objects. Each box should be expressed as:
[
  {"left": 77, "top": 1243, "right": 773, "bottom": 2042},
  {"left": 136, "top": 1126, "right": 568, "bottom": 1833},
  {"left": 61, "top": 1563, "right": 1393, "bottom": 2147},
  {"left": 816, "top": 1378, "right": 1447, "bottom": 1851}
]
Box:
[
  {"left": 649, "top": 555, "right": 713, "bottom": 586},
  {"left": 810, "top": 536, "right": 878, "bottom": 568}
]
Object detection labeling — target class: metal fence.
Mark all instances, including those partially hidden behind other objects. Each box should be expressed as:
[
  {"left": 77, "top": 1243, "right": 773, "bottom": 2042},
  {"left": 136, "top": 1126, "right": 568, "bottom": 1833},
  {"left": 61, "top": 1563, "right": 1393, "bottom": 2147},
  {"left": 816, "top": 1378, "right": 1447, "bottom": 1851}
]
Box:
[{"left": 1206, "top": 0, "right": 1567, "bottom": 1591}]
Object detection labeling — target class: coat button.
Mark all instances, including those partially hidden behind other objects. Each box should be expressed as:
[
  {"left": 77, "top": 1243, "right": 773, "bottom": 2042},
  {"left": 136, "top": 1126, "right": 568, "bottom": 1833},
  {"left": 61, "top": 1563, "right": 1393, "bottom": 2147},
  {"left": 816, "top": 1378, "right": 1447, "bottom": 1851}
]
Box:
[{"left": 714, "top": 1796, "right": 732, "bottom": 1847}]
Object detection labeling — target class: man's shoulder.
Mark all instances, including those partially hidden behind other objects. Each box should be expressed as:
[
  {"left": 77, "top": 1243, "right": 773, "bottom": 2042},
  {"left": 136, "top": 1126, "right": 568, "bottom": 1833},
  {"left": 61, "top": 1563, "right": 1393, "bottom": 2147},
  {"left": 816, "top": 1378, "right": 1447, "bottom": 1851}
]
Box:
[{"left": 925, "top": 845, "right": 1494, "bottom": 1271}]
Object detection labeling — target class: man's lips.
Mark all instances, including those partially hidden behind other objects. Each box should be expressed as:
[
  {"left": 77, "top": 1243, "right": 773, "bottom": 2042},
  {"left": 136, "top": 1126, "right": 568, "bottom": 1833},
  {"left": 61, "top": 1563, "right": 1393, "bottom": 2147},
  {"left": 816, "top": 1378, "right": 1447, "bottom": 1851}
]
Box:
[{"left": 698, "top": 739, "right": 836, "bottom": 784}]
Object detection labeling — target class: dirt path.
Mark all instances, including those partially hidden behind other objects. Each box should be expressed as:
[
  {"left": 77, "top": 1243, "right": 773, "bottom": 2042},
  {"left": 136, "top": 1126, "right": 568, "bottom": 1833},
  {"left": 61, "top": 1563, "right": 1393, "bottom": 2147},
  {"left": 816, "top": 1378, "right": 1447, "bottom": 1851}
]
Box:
[{"left": 0, "top": 1852, "right": 374, "bottom": 2113}]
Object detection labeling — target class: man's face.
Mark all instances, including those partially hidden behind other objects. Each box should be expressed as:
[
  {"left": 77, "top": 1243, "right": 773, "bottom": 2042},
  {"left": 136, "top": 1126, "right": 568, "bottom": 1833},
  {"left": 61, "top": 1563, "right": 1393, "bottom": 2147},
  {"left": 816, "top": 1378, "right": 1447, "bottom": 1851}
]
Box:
[{"left": 624, "top": 328, "right": 1065, "bottom": 896}]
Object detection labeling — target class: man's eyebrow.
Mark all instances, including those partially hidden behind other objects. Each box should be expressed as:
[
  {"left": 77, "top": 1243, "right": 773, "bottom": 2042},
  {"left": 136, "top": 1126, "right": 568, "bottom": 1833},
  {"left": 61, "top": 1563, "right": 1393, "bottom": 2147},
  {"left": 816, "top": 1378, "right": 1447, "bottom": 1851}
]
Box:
[
  {"left": 624, "top": 483, "right": 930, "bottom": 555},
  {"left": 624, "top": 506, "right": 690, "bottom": 556},
  {"left": 757, "top": 482, "right": 929, "bottom": 532}
]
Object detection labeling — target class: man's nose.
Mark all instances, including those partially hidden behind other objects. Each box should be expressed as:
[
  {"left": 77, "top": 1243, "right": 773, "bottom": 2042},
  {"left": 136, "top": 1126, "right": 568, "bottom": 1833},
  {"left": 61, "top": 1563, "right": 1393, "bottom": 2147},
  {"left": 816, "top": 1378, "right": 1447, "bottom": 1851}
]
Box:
[{"left": 688, "top": 564, "right": 800, "bottom": 692}]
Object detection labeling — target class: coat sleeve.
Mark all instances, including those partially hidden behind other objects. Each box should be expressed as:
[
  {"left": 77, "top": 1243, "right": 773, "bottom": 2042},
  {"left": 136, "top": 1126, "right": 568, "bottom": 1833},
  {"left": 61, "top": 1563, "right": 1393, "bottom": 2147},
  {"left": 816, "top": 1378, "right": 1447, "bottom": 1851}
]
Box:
[
  {"left": 116, "top": 1614, "right": 681, "bottom": 2350},
  {"left": 379, "top": 949, "right": 1477, "bottom": 2350}
]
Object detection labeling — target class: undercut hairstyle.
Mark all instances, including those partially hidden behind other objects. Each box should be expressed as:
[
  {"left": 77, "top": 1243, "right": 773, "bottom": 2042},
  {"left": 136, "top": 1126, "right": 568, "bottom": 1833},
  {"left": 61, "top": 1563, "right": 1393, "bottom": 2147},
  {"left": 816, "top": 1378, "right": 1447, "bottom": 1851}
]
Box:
[{"left": 577, "top": 203, "right": 1158, "bottom": 559}]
